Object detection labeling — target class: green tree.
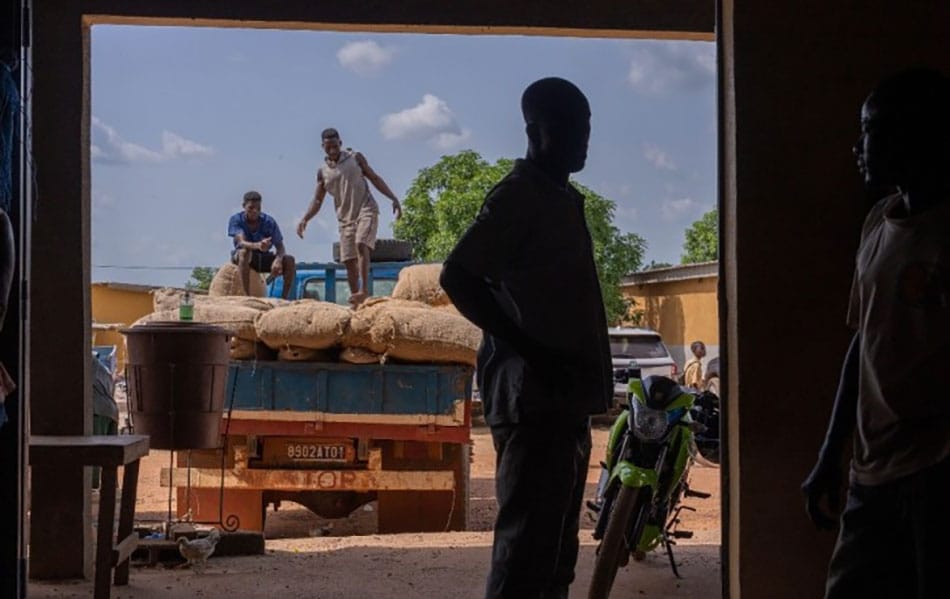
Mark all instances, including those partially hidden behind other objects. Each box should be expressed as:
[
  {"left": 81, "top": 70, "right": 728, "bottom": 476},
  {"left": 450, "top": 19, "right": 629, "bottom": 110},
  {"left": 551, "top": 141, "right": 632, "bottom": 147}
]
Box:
[
  {"left": 187, "top": 266, "right": 216, "bottom": 291},
  {"left": 646, "top": 260, "right": 673, "bottom": 270},
  {"left": 682, "top": 208, "right": 718, "bottom": 264},
  {"left": 394, "top": 150, "right": 646, "bottom": 324}
]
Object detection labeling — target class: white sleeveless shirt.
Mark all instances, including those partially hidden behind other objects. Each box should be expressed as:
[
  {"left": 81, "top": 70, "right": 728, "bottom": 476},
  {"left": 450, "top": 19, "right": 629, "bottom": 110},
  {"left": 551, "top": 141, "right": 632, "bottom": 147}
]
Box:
[{"left": 319, "top": 150, "right": 379, "bottom": 226}]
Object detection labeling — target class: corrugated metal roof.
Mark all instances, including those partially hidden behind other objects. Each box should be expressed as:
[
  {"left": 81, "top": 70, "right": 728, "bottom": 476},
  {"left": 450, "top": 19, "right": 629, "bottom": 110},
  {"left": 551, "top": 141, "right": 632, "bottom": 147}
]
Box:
[{"left": 621, "top": 261, "right": 718, "bottom": 286}]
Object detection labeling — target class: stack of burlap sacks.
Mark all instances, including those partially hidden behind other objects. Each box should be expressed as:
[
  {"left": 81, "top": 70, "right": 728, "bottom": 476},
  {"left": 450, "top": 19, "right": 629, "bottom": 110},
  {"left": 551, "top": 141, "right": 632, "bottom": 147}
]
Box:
[{"left": 135, "top": 263, "right": 481, "bottom": 367}]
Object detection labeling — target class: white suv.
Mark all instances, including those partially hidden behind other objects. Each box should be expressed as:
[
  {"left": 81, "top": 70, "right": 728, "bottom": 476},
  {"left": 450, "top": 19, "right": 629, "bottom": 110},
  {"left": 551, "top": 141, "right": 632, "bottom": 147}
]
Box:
[{"left": 608, "top": 327, "right": 678, "bottom": 402}]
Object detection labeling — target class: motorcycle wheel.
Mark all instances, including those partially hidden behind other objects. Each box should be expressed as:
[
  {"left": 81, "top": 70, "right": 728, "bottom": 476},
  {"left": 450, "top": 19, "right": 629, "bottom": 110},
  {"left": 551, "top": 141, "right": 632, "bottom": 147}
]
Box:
[{"left": 588, "top": 486, "right": 648, "bottom": 599}]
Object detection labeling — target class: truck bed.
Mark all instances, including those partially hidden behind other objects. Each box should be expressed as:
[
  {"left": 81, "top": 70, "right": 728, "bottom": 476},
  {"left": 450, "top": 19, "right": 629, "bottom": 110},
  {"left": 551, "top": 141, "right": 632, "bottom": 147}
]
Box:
[{"left": 225, "top": 360, "right": 474, "bottom": 432}]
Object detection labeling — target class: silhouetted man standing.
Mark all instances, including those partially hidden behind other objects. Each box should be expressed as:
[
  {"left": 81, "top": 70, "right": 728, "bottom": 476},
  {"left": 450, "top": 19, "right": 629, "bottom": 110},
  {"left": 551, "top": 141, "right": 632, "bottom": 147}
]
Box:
[
  {"left": 803, "top": 68, "right": 950, "bottom": 599},
  {"left": 441, "top": 78, "right": 612, "bottom": 599}
]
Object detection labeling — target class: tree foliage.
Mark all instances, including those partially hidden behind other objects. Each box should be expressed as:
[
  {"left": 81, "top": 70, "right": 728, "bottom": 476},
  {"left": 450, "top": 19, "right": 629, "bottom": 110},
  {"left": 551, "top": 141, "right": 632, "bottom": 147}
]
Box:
[
  {"left": 187, "top": 266, "right": 216, "bottom": 291},
  {"left": 393, "top": 150, "right": 646, "bottom": 324},
  {"left": 682, "top": 208, "right": 718, "bottom": 264}
]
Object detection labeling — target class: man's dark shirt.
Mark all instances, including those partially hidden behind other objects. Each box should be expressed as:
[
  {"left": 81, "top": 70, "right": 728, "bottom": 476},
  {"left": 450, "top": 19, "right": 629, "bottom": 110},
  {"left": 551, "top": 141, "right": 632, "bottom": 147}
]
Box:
[{"left": 444, "top": 159, "right": 612, "bottom": 425}]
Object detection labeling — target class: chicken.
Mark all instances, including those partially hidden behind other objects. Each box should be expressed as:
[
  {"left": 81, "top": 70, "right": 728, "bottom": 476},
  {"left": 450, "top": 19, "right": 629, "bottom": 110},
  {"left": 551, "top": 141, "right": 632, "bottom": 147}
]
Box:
[{"left": 177, "top": 528, "right": 221, "bottom": 573}]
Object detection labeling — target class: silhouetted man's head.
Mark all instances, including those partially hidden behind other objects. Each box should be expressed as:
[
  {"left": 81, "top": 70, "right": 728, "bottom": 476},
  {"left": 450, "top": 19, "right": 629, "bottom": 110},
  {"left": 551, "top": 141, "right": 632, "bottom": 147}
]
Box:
[
  {"left": 855, "top": 68, "right": 950, "bottom": 189},
  {"left": 522, "top": 78, "right": 591, "bottom": 175}
]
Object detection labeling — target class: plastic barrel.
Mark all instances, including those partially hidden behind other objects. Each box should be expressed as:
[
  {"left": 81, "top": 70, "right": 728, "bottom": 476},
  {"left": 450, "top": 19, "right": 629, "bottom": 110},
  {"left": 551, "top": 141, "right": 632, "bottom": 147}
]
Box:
[{"left": 121, "top": 322, "right": 230, "bottom": 450}]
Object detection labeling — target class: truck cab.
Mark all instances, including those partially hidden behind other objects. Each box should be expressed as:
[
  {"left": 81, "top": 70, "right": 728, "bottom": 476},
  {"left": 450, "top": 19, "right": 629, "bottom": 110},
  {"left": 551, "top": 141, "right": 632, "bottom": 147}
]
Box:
[{"left": 267, "top": 261, "right": 410, "bottom": 304}]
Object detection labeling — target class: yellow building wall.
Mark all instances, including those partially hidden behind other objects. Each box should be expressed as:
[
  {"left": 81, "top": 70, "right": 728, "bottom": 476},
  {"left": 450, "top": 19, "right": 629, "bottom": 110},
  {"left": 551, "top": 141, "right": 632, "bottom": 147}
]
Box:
[
  {"left": 91, "top": 284, "right": 156, "bottom": 370},
  {"left": 621, "top": 276, "right": 719, "bottom": 367}
]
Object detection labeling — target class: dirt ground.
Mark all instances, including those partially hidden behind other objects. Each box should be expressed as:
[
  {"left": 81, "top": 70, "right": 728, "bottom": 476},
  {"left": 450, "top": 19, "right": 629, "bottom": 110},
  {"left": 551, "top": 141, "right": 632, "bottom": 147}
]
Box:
[{"left": 29, "top": 424, "right": 721, "bottom": 598}]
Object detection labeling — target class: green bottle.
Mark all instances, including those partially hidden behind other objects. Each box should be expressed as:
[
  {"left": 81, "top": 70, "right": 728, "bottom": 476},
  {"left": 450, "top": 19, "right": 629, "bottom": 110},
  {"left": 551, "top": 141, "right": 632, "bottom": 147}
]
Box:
[{"left": 179, "top": 289, "right": 194, "bottom": 321}]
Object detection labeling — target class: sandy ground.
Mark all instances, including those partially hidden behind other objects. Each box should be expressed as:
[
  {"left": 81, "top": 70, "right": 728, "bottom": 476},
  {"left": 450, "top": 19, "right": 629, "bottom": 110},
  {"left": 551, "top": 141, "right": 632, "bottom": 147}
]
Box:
[{"left": 29, "top": 425, "right": 722, "bottom": 598}]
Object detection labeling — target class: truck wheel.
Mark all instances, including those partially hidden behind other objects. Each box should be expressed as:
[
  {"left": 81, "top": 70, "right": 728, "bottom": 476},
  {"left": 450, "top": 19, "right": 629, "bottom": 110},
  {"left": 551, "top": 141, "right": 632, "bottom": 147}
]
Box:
[{"left": 332, "top": 238, "right": 412, "bottom": 263}]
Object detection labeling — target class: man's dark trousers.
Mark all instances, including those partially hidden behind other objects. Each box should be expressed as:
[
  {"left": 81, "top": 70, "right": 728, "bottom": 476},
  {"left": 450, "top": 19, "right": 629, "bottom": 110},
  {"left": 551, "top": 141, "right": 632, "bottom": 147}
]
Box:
[
  {"left": 825, "top": 456, "right": 950, "bottom": 599},
  {"left": 485, "top": 415, "right": 591, "bottom": 599}
]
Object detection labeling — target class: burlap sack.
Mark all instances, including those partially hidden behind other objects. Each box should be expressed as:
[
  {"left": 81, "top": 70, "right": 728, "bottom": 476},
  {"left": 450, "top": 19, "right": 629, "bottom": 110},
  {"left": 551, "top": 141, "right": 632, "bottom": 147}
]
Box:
[
  {"left": 391, "top": 263, "right": 451, "bottom": 306},
  {"left": 208, "top": 263, "right": 267, "bottom": 297},
  {"left": 153, "top": 288, "right": 283, "bottom": 313},
  {"left": 255, "top": 300, "right": 352, "bottom": 350},
  {"left": 277, "top": 346, "right": 338, "bottom": 362},
  {"left": 228, "top": 338, "right": 277, "bottom": 360},
  {"left": 344, "top": 296, "right": 481, "bottom": 365},
  {"left": 133, "top": 304, "right": 259, "bottom": 341},
  {"left": 344, "top": 297, "right": 429, "bottom": 354},
  {"left": 340, "top": 347, "right": 384, "bottom": 365}
]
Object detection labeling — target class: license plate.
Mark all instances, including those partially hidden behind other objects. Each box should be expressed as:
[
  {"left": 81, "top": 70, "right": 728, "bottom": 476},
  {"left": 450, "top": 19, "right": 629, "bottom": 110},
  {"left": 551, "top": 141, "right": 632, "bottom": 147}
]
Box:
[
  {"left": 262, "top": 438, "right": 354, "bottom": 465},
  {"left": 286, "top": 443, "right": 347, "bottom": 462}
]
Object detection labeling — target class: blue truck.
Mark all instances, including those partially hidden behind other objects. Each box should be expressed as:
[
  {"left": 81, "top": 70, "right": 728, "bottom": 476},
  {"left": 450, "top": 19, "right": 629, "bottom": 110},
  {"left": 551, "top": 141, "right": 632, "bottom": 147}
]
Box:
[
  {"left": 266, "top": 261, "right": 408, "bottom": 303},
  {"left": 166, "top": 259, "right": 476, "bottom": 533}
]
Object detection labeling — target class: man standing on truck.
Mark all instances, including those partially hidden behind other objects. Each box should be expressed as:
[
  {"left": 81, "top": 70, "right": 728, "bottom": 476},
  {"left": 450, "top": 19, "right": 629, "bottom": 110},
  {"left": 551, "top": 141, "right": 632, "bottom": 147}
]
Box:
[
  {"left": 440, "top": 78, "right": 612, "bottom": 599},
  {"left": 229, "top": 190, "right": 296, "bottom": 299},
  {"left": 802, "top": 68, "right": 950, "bottom": 598},
  {"left": 296, "top": 128, "right": 402, "bottom": 306}
]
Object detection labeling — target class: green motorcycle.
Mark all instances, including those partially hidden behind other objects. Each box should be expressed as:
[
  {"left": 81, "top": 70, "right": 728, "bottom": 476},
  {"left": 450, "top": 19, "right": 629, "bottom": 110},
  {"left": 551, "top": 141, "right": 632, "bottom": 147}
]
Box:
[{"left": 587, "top": 369, "right": 712, "bottom": 598}]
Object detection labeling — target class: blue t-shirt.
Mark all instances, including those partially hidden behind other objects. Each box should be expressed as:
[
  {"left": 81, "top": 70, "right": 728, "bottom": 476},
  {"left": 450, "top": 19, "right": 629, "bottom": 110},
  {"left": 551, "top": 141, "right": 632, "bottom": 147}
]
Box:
[{"left": 228, "top": 212, "right": 283, "bottom": 250}]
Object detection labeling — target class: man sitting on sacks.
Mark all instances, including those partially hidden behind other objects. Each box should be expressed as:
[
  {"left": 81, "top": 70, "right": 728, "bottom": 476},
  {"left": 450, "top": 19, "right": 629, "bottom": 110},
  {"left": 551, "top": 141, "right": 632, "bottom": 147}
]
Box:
[{"left": 228, "top": 190, "right": 296, "bottom": 299}]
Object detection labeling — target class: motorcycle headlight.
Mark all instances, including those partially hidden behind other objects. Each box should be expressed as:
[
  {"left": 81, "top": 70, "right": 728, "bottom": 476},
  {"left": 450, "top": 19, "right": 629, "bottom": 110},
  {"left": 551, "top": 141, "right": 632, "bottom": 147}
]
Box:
[{"left": 630, "top": 402, "right": 669, "bottom": 441}]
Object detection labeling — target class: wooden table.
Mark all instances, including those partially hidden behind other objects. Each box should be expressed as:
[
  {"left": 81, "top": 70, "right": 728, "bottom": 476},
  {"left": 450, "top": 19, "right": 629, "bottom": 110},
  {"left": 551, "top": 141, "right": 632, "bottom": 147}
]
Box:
[{"left": 30, "top": 435, "right": 150, "bottom": 599}]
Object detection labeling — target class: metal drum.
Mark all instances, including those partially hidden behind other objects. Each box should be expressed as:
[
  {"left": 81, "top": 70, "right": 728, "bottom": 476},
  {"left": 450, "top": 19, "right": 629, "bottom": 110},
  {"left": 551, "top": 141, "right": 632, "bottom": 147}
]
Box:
[{"left": 121, "top": 322, "right": 230, "bottom": 450}]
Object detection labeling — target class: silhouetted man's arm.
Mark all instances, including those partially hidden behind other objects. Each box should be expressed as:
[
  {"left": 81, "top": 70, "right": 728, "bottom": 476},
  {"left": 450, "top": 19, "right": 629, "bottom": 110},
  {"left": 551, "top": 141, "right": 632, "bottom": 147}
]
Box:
[
  {"left": 802, "top": 332, "right": 859, "bottom": 529},
  {"left": 441, "top": 261, "right": 548, "bottom": 365}
]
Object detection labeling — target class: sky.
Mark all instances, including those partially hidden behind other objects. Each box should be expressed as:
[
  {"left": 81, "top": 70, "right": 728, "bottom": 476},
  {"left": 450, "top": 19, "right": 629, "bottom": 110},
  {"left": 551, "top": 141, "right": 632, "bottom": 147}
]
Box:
[{"left": 91, "top": 26, "right": 716, "bottom": 287}]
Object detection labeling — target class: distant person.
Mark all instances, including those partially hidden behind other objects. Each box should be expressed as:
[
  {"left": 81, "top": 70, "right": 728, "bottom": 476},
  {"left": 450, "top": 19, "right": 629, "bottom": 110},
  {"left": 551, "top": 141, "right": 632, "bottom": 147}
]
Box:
[
  {"left": 683, "top": 340, "right": 706, "bottom": 389},
  {"left": 441, "top": 77, "right": 612, "bottom": 599},
  {"left": 802, "top": 68, "right": 950, "bottom": 599},
  {"left": 296, "top": 128, "right": 402, "bottom": 306},
  {"left": 228, "top": 190, "right": 295, "bottom": 299}
]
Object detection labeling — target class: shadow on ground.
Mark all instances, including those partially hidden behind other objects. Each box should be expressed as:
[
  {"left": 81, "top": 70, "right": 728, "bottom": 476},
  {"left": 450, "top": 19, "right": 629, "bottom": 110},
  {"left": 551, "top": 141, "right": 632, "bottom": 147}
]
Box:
[{"left": 29, "top": 535, "right": 720, "bottom": 599}]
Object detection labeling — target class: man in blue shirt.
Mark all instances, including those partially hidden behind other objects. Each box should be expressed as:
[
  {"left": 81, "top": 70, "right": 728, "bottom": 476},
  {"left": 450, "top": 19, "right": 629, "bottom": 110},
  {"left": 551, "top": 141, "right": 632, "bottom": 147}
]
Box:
[{"left": 228, "top": 190, "right": 295, "bottom": 299}]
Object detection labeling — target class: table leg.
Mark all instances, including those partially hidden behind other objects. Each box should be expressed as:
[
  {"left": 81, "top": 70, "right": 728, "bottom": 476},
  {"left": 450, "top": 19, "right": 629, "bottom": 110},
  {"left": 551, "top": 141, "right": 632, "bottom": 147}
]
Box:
[
  {"left": 95, "top": 467, "right": 118, "bottom": 599},
  {"left": 113, "top": 460, "right": 140, "bottom": 585}
]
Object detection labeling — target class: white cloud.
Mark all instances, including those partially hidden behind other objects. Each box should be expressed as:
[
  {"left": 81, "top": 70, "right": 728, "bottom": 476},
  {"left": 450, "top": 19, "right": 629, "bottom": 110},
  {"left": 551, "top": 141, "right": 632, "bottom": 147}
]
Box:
[
  {"left": 337, "top": 40, "right": 396, "bottom": 76},
  {"left": 91, "top": 117, "right": 164, "bottom": 164},
  {"left": 643, "top": 143, "right": 676, "bottom": 170},
  {"left": 432, "top": 129, "right": 472, "bottom": 150},
  {"left": 661, "top": 197, "right": 705, "bottom": 221},
  {"left": 91, "top": 117, "right": 214, "bottom": 164},
  {"left": 380, "top": 94, "right": 469, "bottom": 149},
  {"left": 627, "top": 41, "right": 715, "bottom": 96},
  {"left": 162, "top": 131, "right": 214, "bottom": 159}
]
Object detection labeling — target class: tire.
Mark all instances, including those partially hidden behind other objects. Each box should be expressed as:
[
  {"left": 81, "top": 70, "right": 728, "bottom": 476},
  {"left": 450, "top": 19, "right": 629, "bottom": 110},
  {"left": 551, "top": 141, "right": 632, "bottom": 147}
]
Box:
[
  {"left": 588, "top": 486, "right": 647, "bottom": 599},
  {"left": 332, "top": 238, "right": 413, "bottom": 263}
]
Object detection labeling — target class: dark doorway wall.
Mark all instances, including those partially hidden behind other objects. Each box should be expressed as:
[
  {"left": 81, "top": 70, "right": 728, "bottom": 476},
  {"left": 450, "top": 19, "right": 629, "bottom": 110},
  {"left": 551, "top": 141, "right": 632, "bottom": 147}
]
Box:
[
  {"left": 0, "top": 0, "right": 27, "bottom": 596},
  {"left": 720, "top": 1, "right": 950, "bottom": 596}
]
